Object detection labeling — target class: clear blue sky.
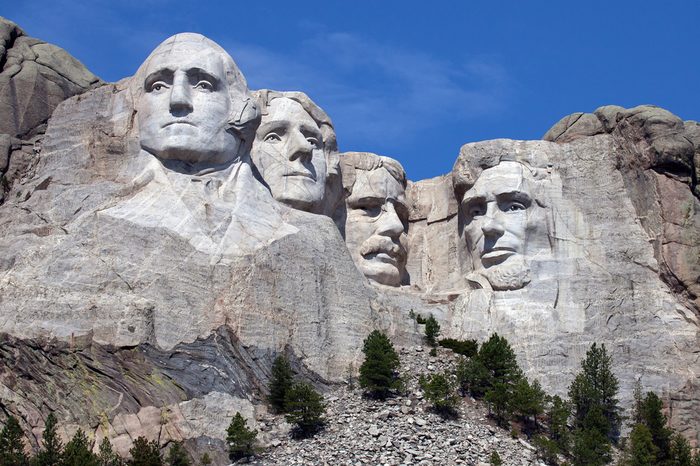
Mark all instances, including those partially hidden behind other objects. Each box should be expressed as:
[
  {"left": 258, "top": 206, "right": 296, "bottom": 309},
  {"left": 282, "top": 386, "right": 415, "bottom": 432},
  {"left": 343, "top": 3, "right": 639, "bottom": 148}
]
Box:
[{"left": 5, "top": 1, "right": 699, "bottom": 181}]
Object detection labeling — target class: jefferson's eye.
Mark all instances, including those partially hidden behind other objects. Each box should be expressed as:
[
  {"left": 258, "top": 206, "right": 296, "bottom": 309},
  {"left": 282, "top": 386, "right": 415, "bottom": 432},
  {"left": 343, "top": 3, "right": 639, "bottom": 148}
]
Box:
[
  {"left": 194, "top": 80, "right": 213, "bottom": 91},
  {"left": 149, "top": 81, "right": 168, "bottom": 92},
  {"left": 355, "top": 204, "right": 381, "bottom": 217},
  {"left": 264, "top": 133, "right": 282, "bottom": 143},
  {"left": 306, "top": 137, "right": 321, "bottom": 148}
]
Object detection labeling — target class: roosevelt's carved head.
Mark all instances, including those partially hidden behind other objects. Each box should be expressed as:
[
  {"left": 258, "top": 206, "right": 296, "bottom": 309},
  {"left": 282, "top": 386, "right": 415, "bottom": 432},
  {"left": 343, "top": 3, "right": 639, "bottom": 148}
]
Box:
[
  {"left": 251, "top": 90, "right": 339, "bottom": 214},
  {"left": 133, "top": 33, "right": 258, "bottom": 166},
  {"left": 453, "top": 144, "right": 553, "bottom": 291},
  {"left": 340, "top": 152, "right": 408, "bottom": 287}
]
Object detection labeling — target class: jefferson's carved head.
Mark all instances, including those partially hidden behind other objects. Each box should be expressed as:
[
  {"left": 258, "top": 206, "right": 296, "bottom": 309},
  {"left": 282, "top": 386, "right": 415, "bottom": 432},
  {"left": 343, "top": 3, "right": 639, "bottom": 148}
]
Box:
[
  {"left": 251, "top": 91, "right": 339, "bottom": 214},
  {"left": 454, "top": 144, "right": 553, "bottom": 291},
  {"left": 133, "top": 33, "right": 258, "bottom": 166},
  {"left": 340, "top": 152, "right": 408, "bottom": 287}
]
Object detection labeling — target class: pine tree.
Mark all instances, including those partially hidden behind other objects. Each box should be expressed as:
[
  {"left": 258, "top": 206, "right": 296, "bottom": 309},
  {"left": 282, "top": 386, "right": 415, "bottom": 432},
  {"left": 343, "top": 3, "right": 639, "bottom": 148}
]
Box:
[
  {"left": 489, "top": 450, "right": 503, "bottom": 466},
  {"left": 34, "top": 413, "right": 63, "bottom": 466},
  {"left": 546, "top": 395, "right": 571, "bottom": 454},
  {"left": 226, "top": 412, "right": 257, "bottom": 461},
  {"left": 626, "top": 423, "right": 659, "bottom": 466},
  {"left": 571, "top": 407, "right": 611, "bottom": 466},
  {"left": 199, "top": 454, "right": 211, "bottom": 466},
  {"left": 268, "top": 355, "right": 294, "bottom": 413},
  {"left": 638, "top": 391, "right": 671, "bottom": 464},
  {"left": 668, "top": 432, "right": 693, "bottom": 466},
  {"left": 358, "top": 330, "right": 401, "bottom": 399},
  {"left": 424, "top": 315, "right": 440, "bottom": 347},
  {"left": 164, "top": 442, "right": 189, "bottom": 466},
  {"left": 568, "top": 343, "right": 620, "bottom": 442},
  {"left": 418, "top": 372, "right": 458, "bottom": 416},
  {"left": 127, "top": 437, "right": 161, "bottom": 466},
  {"left": 97, "top": 437, "right": 123, "bottom": 466},
  {"left": 478, "top": 333, "right": 523, "bottom": 389},
  {"left": 0, "top": 415, "right": 29, "bottom": 466},
  {"left": 456, "top": 356, "right": 490, "bottom": 398},
  {"left": 284, "top": 382, "right": 326, "bottom": 437},
  {"left": 62, "top": 429, "right": 98, "bottom": 466},
  {"left": 485, "top": 382, "right": 512, "bottom": 427},
  {"left": 511, "top": 378, "right": 546, "bottom": 434}
]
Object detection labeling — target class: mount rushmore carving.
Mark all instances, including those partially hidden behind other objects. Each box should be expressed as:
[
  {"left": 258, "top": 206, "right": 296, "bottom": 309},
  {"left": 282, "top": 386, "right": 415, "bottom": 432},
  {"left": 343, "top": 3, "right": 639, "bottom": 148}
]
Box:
[{"left": 0, "top": 25, "right": 698, "bottom": 455}]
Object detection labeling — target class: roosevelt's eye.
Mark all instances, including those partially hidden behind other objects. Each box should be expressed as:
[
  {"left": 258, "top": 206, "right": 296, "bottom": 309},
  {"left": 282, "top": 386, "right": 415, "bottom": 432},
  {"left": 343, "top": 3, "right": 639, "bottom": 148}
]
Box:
[
  {"left": 194, "top": 80, "right": 213, "bottom": 91},
  {"left": 264, "top": 133, "right": 282, "bottom": 143},
  {"left": 150, "top": 81, "right": 168, "bottom": 92}
]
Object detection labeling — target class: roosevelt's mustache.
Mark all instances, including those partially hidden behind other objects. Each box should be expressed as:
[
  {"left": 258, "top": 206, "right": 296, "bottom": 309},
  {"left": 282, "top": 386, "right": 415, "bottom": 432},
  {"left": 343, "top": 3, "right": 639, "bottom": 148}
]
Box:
[{"left": 360, "top": 236, "right": 407, "bottom": 261}]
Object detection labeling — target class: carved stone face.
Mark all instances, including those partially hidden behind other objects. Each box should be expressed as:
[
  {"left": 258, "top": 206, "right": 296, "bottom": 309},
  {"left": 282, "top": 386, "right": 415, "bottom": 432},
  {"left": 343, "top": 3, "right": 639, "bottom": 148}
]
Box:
[
  {"left": 136, "top": 40, "right": 238, "bottom": 165},
  {"left": 345, "top": 168, "right": 408, "bottom": 286},
  {"left": 250, "top": 98, "right": 327, "bottom": 212},
  {"left": 461, "top": 161, "right": 548, "bottom": 290}
]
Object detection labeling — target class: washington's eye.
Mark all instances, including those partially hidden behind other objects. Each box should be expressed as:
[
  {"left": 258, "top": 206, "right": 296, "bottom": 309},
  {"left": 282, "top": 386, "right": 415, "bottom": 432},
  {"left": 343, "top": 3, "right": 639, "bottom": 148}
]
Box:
[
  {"left": 194, "top": 80, "right": 213, "bottom": 91},
  {"left": 149, "top": 81, "right": 168, "bottom": 92},
  {"left": 264, "top": 133, "right": 282, "bottom": 143}
]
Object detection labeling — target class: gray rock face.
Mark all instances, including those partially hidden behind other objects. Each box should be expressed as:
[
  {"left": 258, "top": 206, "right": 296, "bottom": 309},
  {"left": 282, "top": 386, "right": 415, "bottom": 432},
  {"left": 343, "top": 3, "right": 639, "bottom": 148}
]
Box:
[
  {"left": 0, "top": 25, "right": 698, "bottom": 459},
  {"left": 0, "top": 17, "right": 101, "bottom": 204}
]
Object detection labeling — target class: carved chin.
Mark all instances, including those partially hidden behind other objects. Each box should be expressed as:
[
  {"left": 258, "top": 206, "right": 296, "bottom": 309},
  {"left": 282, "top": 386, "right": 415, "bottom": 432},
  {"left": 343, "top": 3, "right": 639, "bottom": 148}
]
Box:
[
  {"left": 360, "top": 259, "right": 403, "bottom": 287},
  {"left": 481, "top": 257, "right": 531, "bottom": 291}
]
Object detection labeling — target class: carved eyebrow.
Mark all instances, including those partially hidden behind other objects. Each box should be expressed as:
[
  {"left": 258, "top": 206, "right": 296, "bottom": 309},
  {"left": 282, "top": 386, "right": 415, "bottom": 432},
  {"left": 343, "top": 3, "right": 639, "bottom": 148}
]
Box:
[
  {"left": 349, "top": 196, "right": 384, "bottom": 207},
  {"left": 298, "top": 122, "right": 323, "bottom": 139},
  {"left": 461, "top": 194, "right": 486, "bottom": 207},
  {"left": 494, "top": 190, "right": 532, "bottom": 204},
  {"left": 144, "top": 68, "right": 174, "bottom": 89},
  {"left": 186, "top": 68, "right": 222, "bottom": 88},
  {"left": 258, "top": 120, "right": 290, "bottom": 135}
]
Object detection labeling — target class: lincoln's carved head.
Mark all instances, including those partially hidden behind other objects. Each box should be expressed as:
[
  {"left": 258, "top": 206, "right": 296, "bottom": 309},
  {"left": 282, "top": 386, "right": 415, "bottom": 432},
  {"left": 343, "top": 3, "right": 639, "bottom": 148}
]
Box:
[
  {"left": 250, "top": 91, "right": 339, "bottom": 214},
  {"left": 340, "top": 152, "right": 408, "bottom": 287},
  {"left": 454, "top": 145, "right": 553, "bottom": 291},
  {"left": 133, "top": 33, "right": 258, "bottom": 166}
]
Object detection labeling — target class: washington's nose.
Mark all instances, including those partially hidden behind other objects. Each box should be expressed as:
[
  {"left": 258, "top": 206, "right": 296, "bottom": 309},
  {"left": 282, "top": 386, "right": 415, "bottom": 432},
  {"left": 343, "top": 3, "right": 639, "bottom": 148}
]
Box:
[
  {"left": 287, "top": 131, "right": 313, "bottom": 162},
  {"left": 169, "top": 74, "right": 193, "bottom": 113},
  {"left": 376, "top": 202, "right": 404, "bottom": 238}
]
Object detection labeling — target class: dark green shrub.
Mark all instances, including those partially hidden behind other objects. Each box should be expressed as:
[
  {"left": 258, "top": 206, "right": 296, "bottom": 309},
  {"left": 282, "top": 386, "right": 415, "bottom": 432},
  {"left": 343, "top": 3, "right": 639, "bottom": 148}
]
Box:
[
  {"left": 97, "top": 437, "right": 124, "bottom": 466},
  {"left": 358, "top": 330, "right": 401, "bottom": 399},
  {"left": 164, "top": 442, "right": 190, "bottom": 466},
  {"left": 424, "top": 314, "right": 440, "bottom": 347},
  {"left": 419, "top": 372, "right": 458, "bottom": 417},
  {"left": 226, "top": 412, "right": 257, "bottom": 461},
  {"left": 438, "top": 338, "right": 478, "bottom": 357},
  {"left": 63, "top": 429, "right": 98, "bottom": 466},
  {"left": 284, "top": 382, "right": 326, "bottom": 437},
  {"left": 268, "top": 355, "right": 294, "bottom": 413},
  {"left": 0, "top": 415, "right": 29, "bottom": 466},
  {"left": 127, "top": 437, "right": 162, "bottom": 466},
  {"left": 34, "top": 413, "right": 63, "bottom": 466}
]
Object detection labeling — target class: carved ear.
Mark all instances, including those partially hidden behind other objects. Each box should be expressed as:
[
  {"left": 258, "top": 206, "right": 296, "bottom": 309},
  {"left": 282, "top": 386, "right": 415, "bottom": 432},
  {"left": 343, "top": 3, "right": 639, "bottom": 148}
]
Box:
[{"left": 229, "top": 97, "right": 261, "bottom": 142}]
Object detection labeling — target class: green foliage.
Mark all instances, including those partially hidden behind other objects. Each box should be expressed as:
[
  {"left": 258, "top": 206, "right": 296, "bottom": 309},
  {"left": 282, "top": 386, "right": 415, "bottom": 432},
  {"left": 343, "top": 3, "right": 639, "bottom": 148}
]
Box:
[
  {"left": 268, "top": 355, "right": 294, "bottom": 413},
  {"left": 62, "top": 429, "right": 98, "bottom": 466},
  {"left": 511, "top": 378, "right": 546, "bottom": 432},
  {"left": 127, "top": 437, "right": 162, "bottom": 466},
  {"left": 358, "top": 330, "right": 401, "bottom": 399},
  {"left": 546, "top": 395, "right": 572, "bottom": 454},
  {"left": 571, "top": 424, "right": 611, "bottom": 466},
  {"left": 164, "top": 442, "right": 189, "bottom": 466},
  {"left": 626, "top": 424, "right": 659, "bottom": 466},
  {"left": 568, "top": 343, "right": 620, "bottom": 443},
  {"left": 485, "top": 382, "right": 512, "bottom": 427},
  {"left": 429, "top": 347, "right": 437, "bottom": 357},
  {"left": 424, "top": 314, "right": 440, "bottom": 347},
  {"left": 533, "top": 435, "right": 561, "bottom": 465},
  {"left": 418, "top": 372, "right": 458, "bottom": 416},
  {"left": 34, "top": 413, "right": 63, "bottom": 466},
  {"left": 415, "top": 315, "right": 427, "bottom": 325},
  {"left": 199, "top": 454, "right": 212, "bottom": 466},
  {"left": 226, "top": 413, "right": 257, "bottom": 461},
  {"left": 456, "top": 356, "right": 490, "bottom": 397},
  {"left": 638, "top": 391, "right": 671, "bottom": 463},
  {"left": 478, "top": 334, "right": 522, "bottom": 387},
  {"left": 0, "top": 415, "right": 29, "bottom": 466},
  {"left": 438, "top": 338, "right": 478, "bottom": 357},
  {"left": 489, "top": 450, "right": 503, "bottom": 466},
  {"left": 669, "top": 433, "right": 693, "bottom": 466},
  {"left": 97, "top": 437, "right": 123, "bottom": 466},
  {"left": 284, "top": 382, "right": 326, "bottom": 437}
]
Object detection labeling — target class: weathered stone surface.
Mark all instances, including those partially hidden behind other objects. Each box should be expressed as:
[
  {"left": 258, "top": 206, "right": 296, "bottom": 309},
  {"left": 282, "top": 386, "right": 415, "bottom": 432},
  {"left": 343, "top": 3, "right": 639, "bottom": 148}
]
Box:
[{"left": 0, "top": 16, "right": 101, "bottom": 204}]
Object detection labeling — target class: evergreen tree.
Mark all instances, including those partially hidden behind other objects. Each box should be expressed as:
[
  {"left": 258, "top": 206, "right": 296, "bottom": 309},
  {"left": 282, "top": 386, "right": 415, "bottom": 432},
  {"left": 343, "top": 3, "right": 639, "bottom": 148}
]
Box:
[
  {"left": 0, "top": 415, "right": 29, "bottom": 466},
  {"left": 164, "top": 442, "right": 189, "bottom": 466},
  {"left": 358, "top": 330, "right": 401, "bottom": 399},
  {"left": 668, "top": 433, "right": 693, "bottom": 466},
  {"left": 226, "top": 413, "right": 257, "bottom": 461},
  {"left": 97, "top": 437, "right": 123, "bottom": 466},
  {"left": 568, "top": 343, "right": 620, "bottom": 441},
  {"left": 485, "top": 382, "right": 512, "bottom": 427},
  {"left": 284, "top": 382, "right": 326, "bottom": 437},
  {"left": 570, "top": 407, "right": 611, "bottom": 466},
  {"left": 546, "top": 395, "right": 571, "bottom": 454},
  {"left": 489, "top": 450, "right": 503, "bottom": 466},
  {"left": 199, "top": 454, "right": 211, "bottom": 466},
  {"left": 418, "top": 372, "right": 458, "bottom": 416},
  {"left": 34, "top": 413, "right": 63, "bottom": 466},
  {"left": 424, "top": 315, "right": 440, "bottom": 347},
  {"left": 268, "top": 355, "right": 294, "bottom": 413},
  {"left": 127, "top": 437, "right": 161, "bottom": 466},
  {"left": 478, "top": 333, "right": 523, "bottom": 389},
  {"left": 626, "top": 423, "right": 659, "bottom": 466},
  {"left": 62, "top": 429, "right": 98, "bottom": 466},
  {"left": 456, "top": 356, "right": 490, "bottom": 398},
  {"left": 638, "top": 391, "right": 671, "bottom": 464},
  {"left": 511, "top": 378, "right": 546, "bottom": 433}
]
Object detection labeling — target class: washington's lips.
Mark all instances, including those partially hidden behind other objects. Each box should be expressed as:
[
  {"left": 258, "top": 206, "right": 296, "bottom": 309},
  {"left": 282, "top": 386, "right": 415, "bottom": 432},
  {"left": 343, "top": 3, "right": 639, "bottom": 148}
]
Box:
[{"left": 162, "top": 120, "right": 196, "bottom": 128}]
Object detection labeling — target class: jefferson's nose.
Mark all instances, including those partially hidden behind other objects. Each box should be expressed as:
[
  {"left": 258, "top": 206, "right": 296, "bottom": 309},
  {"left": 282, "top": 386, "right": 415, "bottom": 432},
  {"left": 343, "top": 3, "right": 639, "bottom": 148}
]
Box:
[
  {"left": 287, "top": 131, "right": 313, "bottom": 161},
  {"left": 169, "top": 74, "right": 193, "bottom": 113},
  {"left": 376, "top": 202, "right": 404, "bottom": 238}
]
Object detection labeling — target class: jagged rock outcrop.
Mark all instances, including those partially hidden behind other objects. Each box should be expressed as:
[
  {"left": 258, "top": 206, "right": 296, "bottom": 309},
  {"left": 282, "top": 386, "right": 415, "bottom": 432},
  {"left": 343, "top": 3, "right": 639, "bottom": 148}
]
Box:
[{"left": 0, "top": 16, "right": 102, "bottom": 204}]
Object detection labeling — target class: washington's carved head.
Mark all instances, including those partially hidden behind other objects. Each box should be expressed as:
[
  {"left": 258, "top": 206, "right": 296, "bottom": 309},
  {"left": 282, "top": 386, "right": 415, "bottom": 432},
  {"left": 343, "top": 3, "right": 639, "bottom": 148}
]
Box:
[
  {"left": 251, "top": 90, "right": 339, "bottom": 214},
  {"left": 454, "top": 143, "right": 553, "bottom": 291},
  {"left": 133, "top": 33, "right": 258, "bottom": 166},
  {"left": 340, "top": 152, "right": 408, "bottom": 287}
]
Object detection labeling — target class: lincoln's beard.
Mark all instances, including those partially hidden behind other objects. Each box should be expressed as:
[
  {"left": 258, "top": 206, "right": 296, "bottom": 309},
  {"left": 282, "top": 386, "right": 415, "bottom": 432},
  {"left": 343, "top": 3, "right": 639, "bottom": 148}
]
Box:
[{"left": 479, "top": 255, "right": 531, "bottom": 291}]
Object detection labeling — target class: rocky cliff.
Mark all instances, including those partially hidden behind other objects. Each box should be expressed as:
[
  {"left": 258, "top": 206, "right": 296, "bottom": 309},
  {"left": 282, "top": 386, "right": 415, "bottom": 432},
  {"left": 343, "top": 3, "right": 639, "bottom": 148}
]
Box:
[{"left": 0, "top": 17, "right": 697, "bottom": 461}]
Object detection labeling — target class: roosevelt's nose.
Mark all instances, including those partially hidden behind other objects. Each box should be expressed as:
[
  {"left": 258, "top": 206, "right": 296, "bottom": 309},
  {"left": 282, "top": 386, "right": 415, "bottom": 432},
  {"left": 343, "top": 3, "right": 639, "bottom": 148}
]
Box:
[
  {"left": 169, "top": 73, "right": 193, "bottom": 113},
  {"left": 376, "top": 202, "right": 404, "bottom": 238},
  {"left": 286, "top": 130, "right": 313, "bottom": 162}
]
